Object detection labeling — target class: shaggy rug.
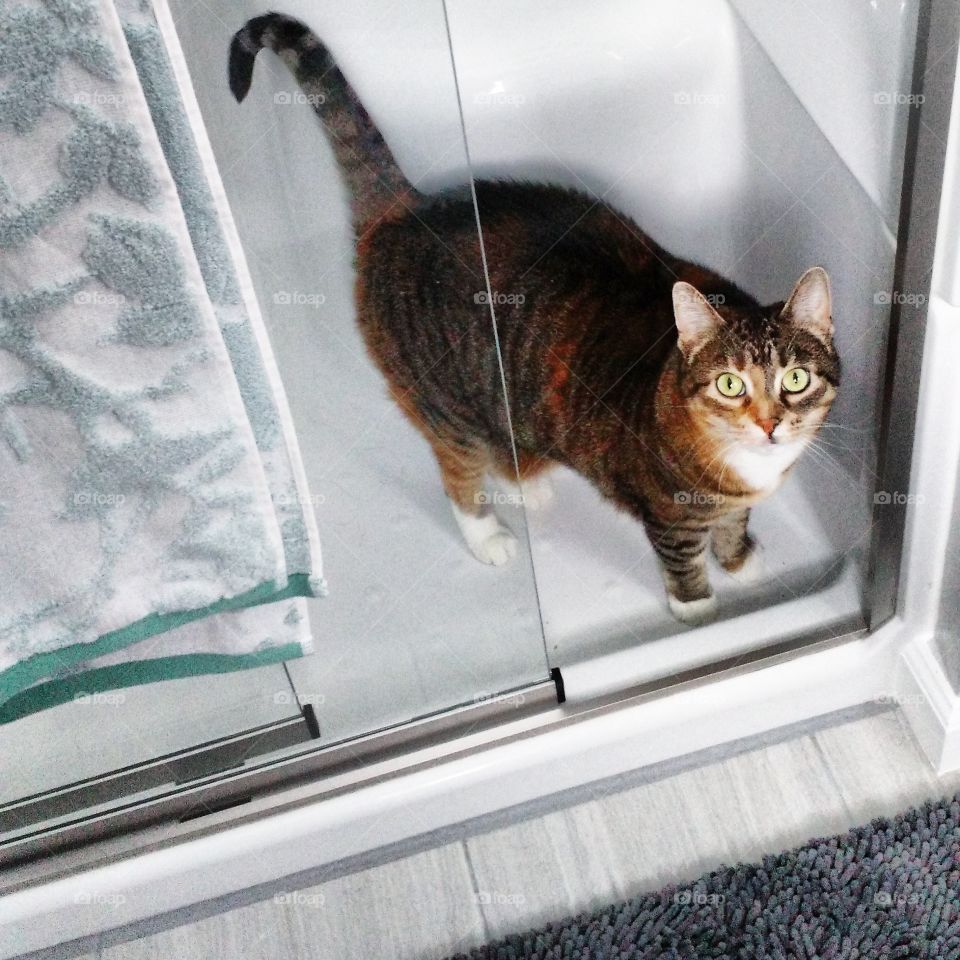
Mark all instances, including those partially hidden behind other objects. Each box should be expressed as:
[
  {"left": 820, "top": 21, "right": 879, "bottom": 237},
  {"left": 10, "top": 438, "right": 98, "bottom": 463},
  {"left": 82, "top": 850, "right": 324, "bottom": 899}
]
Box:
[{"left": 449, "top": 792, "right": 960, "bottom": 959}]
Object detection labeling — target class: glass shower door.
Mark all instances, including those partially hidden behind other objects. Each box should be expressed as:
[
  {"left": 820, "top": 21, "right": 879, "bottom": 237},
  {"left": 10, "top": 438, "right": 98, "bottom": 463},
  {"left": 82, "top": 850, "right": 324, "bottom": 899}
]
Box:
[
  {"left": 0, "top": 0, "right": 552, "bottom": 856},
  {"left": 166, "top": 0, "right": 551, "bottom": 742},
  {"left": 445, "top": 0, "right": 920, "bottom": 677}
]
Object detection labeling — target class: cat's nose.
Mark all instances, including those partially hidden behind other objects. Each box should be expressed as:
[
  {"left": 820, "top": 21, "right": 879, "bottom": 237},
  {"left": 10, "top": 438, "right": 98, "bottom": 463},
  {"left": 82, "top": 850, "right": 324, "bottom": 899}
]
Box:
[{"left": 758, "top": 417, "right": 779, "bottom": 439}]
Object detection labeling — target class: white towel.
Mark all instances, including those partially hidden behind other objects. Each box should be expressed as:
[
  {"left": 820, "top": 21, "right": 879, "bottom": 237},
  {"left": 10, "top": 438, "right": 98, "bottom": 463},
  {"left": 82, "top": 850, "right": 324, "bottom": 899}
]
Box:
[{"left": 0, "top": 0, "right": 323, "bottom": 718}]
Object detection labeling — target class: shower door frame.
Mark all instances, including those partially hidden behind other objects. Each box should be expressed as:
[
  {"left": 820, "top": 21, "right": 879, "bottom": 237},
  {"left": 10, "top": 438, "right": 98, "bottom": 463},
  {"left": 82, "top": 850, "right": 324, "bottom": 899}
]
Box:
[{"left": 0, "top": 0, "right": 957, "bottom": 933}]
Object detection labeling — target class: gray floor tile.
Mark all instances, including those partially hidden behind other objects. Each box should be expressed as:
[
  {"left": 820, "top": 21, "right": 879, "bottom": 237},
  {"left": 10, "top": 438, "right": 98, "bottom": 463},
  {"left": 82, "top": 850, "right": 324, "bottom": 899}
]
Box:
[
  {"left": 591, "top": 734, "right": 851, "bottom": 902},
  {"left": 282, "top": 844, "right": 484, "bottom": 960},
  {"left": 702, "top": 734, "right": 854, "bottom": 857},
  {"left": 589, "top": 768, "right": 741, "bottom": 898},
  {"left": 813, "top": 710, "right": 960, "bottom": 824},
  {"left": 100, "top": 897, "right": 296, "bottom": 960},
  {"left": 465, "top": 804, "right": 622, "bottom": 940},
  {"left": 465, "top": 733, "right": 867, "bottom": 941}
]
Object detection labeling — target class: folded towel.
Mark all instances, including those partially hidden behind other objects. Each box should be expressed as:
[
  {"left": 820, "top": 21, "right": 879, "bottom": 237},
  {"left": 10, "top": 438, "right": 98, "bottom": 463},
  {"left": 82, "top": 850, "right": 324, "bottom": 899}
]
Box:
[
  {"left": 0, "top": 597, "right": 313, "bottom": 723},
  {"left": 0, "top": 0, "right": 323, "bottom": 719}
]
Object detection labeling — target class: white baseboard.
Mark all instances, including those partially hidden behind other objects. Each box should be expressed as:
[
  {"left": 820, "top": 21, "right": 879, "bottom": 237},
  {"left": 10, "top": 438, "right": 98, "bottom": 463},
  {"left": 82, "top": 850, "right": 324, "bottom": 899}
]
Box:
[{"left": 898, "top": 636, "right": 960, "bottom": 775}]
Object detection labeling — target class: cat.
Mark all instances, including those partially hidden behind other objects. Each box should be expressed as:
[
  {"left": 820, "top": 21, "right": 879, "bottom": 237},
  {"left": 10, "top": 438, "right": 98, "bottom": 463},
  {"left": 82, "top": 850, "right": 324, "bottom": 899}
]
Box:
[{"left": 229, "top": 12, "right": 840, "bottom": 625}]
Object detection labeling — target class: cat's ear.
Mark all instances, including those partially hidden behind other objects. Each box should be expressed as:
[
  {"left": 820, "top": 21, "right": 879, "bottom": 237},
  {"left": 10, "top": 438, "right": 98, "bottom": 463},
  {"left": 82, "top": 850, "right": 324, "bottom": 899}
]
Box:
[
  {"left": 672, "top": 282, "right": 723, "bottom": 359},
  {"left": 780, "top": 267, "right": 833, "bottom": 342}
]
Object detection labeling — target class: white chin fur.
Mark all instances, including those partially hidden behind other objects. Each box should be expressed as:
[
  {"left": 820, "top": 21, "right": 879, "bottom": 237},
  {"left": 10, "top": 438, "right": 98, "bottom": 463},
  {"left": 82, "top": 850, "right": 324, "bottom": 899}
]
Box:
[
  {"left": 667, "top": 592, "right": 718, "bottom": 625},
  {"left": 723, "top": 440, "right": 804, "bottom": 492}
]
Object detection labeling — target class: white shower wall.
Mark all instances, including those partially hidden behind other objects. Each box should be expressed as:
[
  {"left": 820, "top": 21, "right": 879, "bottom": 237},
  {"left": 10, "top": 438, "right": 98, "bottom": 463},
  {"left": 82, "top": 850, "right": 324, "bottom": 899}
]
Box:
[
  {"left": 730, "top": 0, "right": 920, "bottom": 230},
  {"left": 168, "top": 0, "right": 911, "bottom": 715}
]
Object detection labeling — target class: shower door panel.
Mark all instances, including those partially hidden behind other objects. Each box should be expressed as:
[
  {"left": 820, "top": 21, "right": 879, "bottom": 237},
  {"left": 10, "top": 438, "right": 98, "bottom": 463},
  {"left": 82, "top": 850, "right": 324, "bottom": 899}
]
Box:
[
  {"left": 446, "top": 0, "right": 919, "bottom": 673},
  {"left": 0, "top": 664, "right": 302, "bottom": 810},
  {"left": 168, "top": 0, "right": 551, "bottom": 745}
]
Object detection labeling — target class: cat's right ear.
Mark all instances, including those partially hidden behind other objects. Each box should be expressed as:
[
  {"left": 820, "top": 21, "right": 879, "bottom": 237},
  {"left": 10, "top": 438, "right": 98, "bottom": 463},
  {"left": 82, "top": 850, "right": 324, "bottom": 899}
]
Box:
[{"left": 672, "top": 282, "right": 723, "bottom": 360}]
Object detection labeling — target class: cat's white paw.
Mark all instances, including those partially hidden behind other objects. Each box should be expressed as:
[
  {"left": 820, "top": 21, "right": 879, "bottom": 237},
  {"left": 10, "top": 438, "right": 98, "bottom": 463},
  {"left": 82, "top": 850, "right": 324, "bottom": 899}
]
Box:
[
  {"left": 667, "top": 592, "right": 718, "bottom": 625},
  {"left": 521, "top": 475, "right": 555, "bottom": 511},
  {"left": 724, "top": 544, "right": 765, "bottom": 585},
  {"left": 473, "top": 529, "right": 518, "bottom": 566},
  {"left": 451, "top": 502, "right": 518, "bottom": 566}
]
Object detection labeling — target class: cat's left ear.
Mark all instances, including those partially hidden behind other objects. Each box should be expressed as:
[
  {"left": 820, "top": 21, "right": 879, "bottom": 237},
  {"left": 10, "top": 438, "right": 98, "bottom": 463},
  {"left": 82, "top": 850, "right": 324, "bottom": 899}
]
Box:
[
  {"left": 673, "top": 282, "right": 723, "bottom": 360},
  {"left": 780, "top": 267, "right": 833, "bottom": 342}
]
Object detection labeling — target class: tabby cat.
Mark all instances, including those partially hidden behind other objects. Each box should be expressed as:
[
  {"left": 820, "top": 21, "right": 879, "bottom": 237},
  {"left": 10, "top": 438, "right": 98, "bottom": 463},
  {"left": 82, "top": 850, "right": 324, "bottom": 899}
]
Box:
[{"left": 229, "top": 13, "right": 840, "bottom": 625}]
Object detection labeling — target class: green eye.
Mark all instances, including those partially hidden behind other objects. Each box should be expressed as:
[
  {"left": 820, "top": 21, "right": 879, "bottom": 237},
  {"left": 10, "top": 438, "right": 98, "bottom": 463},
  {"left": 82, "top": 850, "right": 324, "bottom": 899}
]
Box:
[
  {"left": 716, "top": 372, "right": 745, "bottom": 397},
  {"left": 782, "top": 367, "right": 810, "bottom": 393}
]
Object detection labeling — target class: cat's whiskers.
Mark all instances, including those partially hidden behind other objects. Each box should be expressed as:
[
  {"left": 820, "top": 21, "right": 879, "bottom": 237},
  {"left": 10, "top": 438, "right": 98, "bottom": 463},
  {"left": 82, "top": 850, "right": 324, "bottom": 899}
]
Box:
[
  {"left": 801, "top": 438, "right": 858, "bottom": 489},
  {"left": 808, "top": 435, "right": 861, "bottom": 455},
  {"left": 819, "top": 421, "right": 869, "bottom": 433}
]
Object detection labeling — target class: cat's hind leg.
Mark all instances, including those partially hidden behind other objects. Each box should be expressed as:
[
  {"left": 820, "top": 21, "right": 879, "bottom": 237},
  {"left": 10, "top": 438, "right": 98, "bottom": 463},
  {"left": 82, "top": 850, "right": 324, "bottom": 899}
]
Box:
[
  {"left": 712, "top": 508, "right": 763, "bottom": 584},
  {"left": 386, "top": 383, "right": 517, "bottom": 566},
  {"left": 431, "top": 438, "right": 517, "bottom": 566},
  {"left": 496, "top": 450, "right": 555, "bottom": 511}
]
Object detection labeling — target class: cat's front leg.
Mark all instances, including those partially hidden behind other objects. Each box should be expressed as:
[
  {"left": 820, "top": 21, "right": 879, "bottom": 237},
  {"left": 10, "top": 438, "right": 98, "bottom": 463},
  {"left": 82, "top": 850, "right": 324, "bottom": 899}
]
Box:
[
  {"left": 712, "top": 508, "right": 763, "bottom": 584},
  {"left": 644, "top": 517, "right": 717, "bottom": 625}
]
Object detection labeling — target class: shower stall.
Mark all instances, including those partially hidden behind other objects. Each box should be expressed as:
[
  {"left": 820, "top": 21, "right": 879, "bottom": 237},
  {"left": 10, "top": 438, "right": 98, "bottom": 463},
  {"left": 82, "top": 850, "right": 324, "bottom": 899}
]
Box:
[{"left": 3, "top": 0, "right": 959, "bottom": 951}]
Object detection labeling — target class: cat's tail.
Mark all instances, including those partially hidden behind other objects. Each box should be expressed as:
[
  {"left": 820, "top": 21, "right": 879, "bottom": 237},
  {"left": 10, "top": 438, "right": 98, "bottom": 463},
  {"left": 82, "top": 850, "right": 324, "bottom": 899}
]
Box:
[{"left": 229, "top": 12, "right": 416, "bottom": 230}]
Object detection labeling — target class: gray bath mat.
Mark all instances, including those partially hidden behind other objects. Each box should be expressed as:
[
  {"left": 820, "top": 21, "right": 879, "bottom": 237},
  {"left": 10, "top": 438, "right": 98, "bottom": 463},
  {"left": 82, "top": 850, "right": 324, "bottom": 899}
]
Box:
[{"left": 449, "top": 792, "right": 960, "bottom": 959}]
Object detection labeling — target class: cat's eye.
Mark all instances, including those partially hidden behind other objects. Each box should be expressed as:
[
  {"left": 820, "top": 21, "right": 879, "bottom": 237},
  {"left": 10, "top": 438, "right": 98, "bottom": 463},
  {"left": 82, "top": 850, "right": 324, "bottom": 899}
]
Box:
[
  {"left": 716, "top": 372, "right": 745, "bottom": 397},
  {"left": 782, "top": 367, "right": 810, "bottom": 393}
]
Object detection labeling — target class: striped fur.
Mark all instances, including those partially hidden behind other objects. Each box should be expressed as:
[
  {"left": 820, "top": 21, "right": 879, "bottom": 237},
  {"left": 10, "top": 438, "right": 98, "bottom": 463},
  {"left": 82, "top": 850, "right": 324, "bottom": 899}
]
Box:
[
  {"left": 230, "top": 14, "right": 840, "bottom": 622},
  {"left": 229, "top": 12, "right": 415, "bottom": 229}
]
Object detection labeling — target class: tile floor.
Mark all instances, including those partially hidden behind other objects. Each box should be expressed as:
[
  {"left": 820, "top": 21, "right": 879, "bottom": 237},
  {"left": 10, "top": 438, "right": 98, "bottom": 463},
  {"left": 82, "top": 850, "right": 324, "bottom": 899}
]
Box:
[{"left": 29, "top": 704, "right": 960, "bottom": 960}]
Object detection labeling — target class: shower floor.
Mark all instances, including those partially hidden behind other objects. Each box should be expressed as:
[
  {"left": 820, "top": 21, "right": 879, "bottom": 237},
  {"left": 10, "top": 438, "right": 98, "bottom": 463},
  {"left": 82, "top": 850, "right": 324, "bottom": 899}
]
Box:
[{"left": 519, "top": 457, "right": 865, "bottom": 671}]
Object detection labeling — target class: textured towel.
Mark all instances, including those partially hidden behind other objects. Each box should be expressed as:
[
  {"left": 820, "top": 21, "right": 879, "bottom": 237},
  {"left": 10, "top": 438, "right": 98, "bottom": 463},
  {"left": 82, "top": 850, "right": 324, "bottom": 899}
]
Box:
[
  {"left": 0, "top": 0, "right": 323, "bottom": 718},
  {"left": 0, "top": 596, "right": 313, "bottom": 723}
]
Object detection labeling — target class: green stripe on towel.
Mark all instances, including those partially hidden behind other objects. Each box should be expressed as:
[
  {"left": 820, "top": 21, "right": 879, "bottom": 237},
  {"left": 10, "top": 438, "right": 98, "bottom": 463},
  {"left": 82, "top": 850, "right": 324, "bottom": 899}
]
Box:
[
  {"left": 0, "top": 575, "right": 314, "bottom": 711},
  {"left": 0, "top": 642, "right": 305, "bottom": 724}
]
